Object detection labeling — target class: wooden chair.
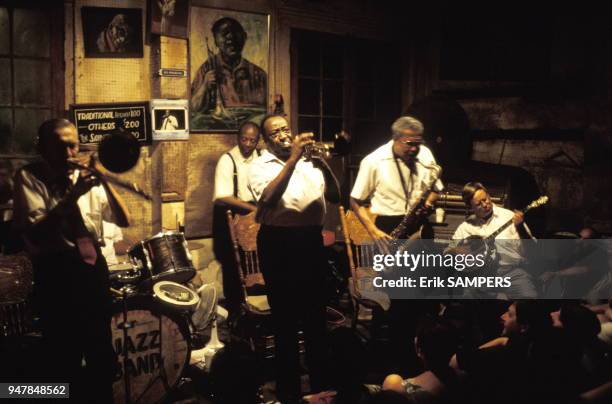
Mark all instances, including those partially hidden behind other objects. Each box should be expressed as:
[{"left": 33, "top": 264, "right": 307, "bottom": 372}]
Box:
[
  {"left": 226, "top": 210, "right": 275, "bottom": 356},
  {"left": 338, "top": 206, "right": 389, "bottom": 337},
  {"left": 226, "top": 210, "right": 270, "bottom": 315}
]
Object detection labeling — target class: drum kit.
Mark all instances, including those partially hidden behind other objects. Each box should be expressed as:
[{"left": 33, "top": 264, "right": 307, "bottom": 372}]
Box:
[{"left": 109, "top": 231, "right": 224, "bottom": 404}]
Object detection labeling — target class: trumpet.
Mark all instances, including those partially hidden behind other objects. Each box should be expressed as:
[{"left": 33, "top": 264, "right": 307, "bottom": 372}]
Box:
[{"left": 304, "top": 142, "right": 332, "bottom": 159}]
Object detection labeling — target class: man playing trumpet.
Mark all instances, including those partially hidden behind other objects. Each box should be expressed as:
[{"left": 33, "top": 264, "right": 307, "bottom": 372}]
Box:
[
  {"left": 247, "top": 114, "right": 339, "bottom": 402},
  {"left": 13, "top": 118, "right": 130, "bottom": 403}
]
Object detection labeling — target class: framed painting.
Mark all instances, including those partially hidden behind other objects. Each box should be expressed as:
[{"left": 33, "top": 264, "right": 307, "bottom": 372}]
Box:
[
  {"left": 81, "top": 7, "right": 144, "bottom": 58},
  {"left": 189, "top": 7, "right": 269, "bottom": 132}
]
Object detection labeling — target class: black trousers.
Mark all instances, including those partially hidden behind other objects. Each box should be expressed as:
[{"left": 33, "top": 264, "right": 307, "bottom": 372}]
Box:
[
  {"left": 257, "top": 225, "right": 330, "bottom": 400},
  {"left": 376, "top": 215, "right": 438, "bottom": 375},
  {"left": 32, "top": 248, "right": 115, "bottom": 403}
]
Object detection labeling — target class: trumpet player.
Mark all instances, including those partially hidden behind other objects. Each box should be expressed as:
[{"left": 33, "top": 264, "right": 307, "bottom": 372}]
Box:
[
  {"left": 349, "top": 115, "right": 444, "bottom": 374},
  {"left": 12, "top": 118, "right": 130, "bottom": 403},
  {"left": 247, "top": 114, "right": 339, "bottom": 402}
]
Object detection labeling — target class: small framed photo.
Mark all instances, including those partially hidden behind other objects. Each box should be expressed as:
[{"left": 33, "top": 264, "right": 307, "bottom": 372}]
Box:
[
  {"left": 151, "top": 99, "right": 189, "bottom": 140},
  {"left": 150, "top": 0, "right": 190, "bottom": 38},
  {"left": 82, "top": 7, "right": 144, "bottom": 58}
]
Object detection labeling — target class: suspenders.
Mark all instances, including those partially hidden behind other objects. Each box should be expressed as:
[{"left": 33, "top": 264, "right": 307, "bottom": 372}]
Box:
[{"left": 226, "top": 149, "right": 260, "bottom": 199}]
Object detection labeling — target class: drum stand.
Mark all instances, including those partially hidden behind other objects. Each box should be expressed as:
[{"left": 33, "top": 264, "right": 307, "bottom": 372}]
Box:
[{"left": 116, "top": 286, "right": 136, "bottom": 404}]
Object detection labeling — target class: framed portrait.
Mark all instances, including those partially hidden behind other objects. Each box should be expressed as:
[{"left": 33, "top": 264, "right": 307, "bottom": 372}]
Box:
[
  {"left": 150, "top": 0, "right": 189, "bottom": 39},
  {"left": 82, "top": 7, "right": 143, "bottom": 58},
  {"left": 151, "top": 99, "right": 189, "bottom": 140},
  {"left": 189, "top": 7, "right": 269, "bottom": 132}
]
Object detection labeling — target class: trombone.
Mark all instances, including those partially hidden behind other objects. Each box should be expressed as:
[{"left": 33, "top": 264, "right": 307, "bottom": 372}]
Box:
[{"left": 71, "top": 133, "right": 152, "bottom": 200}]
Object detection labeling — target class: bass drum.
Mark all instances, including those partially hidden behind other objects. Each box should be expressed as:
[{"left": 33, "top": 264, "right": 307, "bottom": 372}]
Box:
[{"left": 111, "top": 296, "right": 190, "bottom": 404}]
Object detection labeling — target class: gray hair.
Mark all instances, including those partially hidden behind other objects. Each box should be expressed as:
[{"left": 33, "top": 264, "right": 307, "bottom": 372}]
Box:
[{"left": 391, "top": 116, "right": 424, "bottom": 140}]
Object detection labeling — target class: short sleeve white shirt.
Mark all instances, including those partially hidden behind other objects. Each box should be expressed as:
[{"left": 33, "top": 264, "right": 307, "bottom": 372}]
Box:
[
  {"left": 247, "top": 150, "right": 326, "bottom": 226},
  {"left": 350, "top": 141, "right": 444, "bottom": 216},
  {"left": 213, "top": 145, "right": 258, "bottom": 203}
]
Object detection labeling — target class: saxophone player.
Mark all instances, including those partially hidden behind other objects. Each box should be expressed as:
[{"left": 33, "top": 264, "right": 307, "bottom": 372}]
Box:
[
  {"left": 349, "top": 115, "right": 444, "bottom": 375},
  {"left": 350, "top": 116, "right": 443, "bottom": 249}
]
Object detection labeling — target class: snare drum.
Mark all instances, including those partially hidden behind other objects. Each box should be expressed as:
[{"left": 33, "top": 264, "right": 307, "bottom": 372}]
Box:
[
  {"left": 108, "top": 262, "right": 141, "bottom": 288},
  {"left": 128, "top": 232, "right": 196, "bottom": 286}
]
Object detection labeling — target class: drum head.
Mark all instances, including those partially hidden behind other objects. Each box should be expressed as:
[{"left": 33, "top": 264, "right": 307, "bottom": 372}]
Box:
[
  {"left": 153, "top": 281, "right": 199, "bottom": 310},
  {"left": 111, "top": 296, "right": 190, "bottom": 404}
]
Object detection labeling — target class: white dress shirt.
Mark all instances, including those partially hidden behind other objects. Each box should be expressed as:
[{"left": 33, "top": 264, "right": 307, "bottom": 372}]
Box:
[
  {"left": 213, "top": 145, "right": 258, "bottom": 203},
  {"left": 247, "top": 150, "right": 326, "bottom": 226},
  {"left": 350, "top": 141, "right": 443, "bottom": 216}
]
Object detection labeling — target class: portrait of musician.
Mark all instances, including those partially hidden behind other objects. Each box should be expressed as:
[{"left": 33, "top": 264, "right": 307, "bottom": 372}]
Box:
[
  {"left": 451, "top": 181, "right": 538, "bottom": 299},
  {"left": 12, "top": 118, "right": 130, "bottom": 402},
  {"left": 190, "top": 17, "right": 267, "bottom": 116},
  {"left": 212, "top": 121, "right": 261, "bottom": 319},
  {"left": 349, "top": 115, "right": 444, "bottom": 375},
  {"left": 247, "top": 114, "right": 339, "bottom": 402}
]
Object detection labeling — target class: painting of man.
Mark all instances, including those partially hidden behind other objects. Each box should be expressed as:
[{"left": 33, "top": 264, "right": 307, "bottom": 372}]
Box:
[{"left": 190, "top": 9, "right": 268, "bottom": 131}]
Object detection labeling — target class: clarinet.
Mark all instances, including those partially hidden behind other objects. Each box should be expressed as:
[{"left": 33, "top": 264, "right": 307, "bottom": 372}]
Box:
[{"left": 389, "top": 162, "right": 442, "bottom": 239}]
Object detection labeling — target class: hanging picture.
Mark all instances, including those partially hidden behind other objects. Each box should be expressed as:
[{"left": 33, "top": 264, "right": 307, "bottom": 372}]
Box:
[
  {"left": 150, "top": 0, "right": 189, "bottom": 39},
  {"left": 82, "top": 7, "right": 144, "bottom": 58},
  {"left": 151, "top": 99, "right": 189, "bottom": 140},
  {"left": 189, "top": 7, "right": 269, "bottom": 132}
]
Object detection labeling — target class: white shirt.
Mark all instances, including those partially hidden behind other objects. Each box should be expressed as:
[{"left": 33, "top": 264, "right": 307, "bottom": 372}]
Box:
[
  {"left": 13, "top": 163, "right": 116, "bottom": 254},
  {"left": 161, "top": 115, "right": 178, "bottom": 130},
  {"left": 452, "top": 205, "right": 531, "bottom": 267},
  {"left": 350, "top": 141, "right": 444, "bottom": 216},
  {"left": 213, "top": 145, "right": 258, "bottom": 203},
  {"left": 101, "top": 220, "right": 123, "bottom": 265},
  {"left": 247, "top": 150, "right": 326, "bottom": 226}
]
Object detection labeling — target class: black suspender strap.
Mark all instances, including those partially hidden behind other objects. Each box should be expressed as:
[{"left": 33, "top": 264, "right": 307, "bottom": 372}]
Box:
[
  {"left": 226, "top": 152, "right": 238, "bottom": 198},
  {"left": 226, "top": 149, "right": 260, "bottom": 199}
]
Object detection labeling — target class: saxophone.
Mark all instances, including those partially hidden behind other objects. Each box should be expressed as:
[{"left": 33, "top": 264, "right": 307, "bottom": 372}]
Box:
[{"left": 389, "top": 162, "right": 442, "bottom": 240}]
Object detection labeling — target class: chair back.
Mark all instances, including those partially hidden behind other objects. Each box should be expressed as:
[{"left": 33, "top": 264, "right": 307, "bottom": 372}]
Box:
[
  {"left": 226, "top": 211, "right": 265, "bottom": 301},
  {"left": 339, "top": 206, "right": 377, "bottom": 300}
]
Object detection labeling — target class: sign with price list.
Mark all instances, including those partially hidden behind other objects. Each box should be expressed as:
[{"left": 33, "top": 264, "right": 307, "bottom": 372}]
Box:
[{"left": 70, "top": 102, "right": 152, "bottom": 145}]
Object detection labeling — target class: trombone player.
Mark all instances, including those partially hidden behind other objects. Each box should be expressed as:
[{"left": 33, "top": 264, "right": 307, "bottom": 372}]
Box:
[{"left": 13, "top": 118, "right": 130, "bottom": 403}]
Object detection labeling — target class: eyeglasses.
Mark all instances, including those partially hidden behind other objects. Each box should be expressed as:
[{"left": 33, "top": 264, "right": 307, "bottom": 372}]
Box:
[
  {"left": 398, "top": 140, "right": 422, "bottom": 147},
  {"left": 268, "top": 126, "right": 291, "bottom": 139}
]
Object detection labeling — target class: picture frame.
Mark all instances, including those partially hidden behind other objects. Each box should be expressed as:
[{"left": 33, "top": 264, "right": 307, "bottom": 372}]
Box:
[
  {"left": 81, "top": 6, "right": 144, "bottom": 58},
  {"left": 149, "top": 0, "right": 189, "bottom": 39},
  {"left": 151, "top": 99, "right": 189, "bottom": 140},
  {"left": 189, "top": 7, "right": 269, "bottom": 132}
]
